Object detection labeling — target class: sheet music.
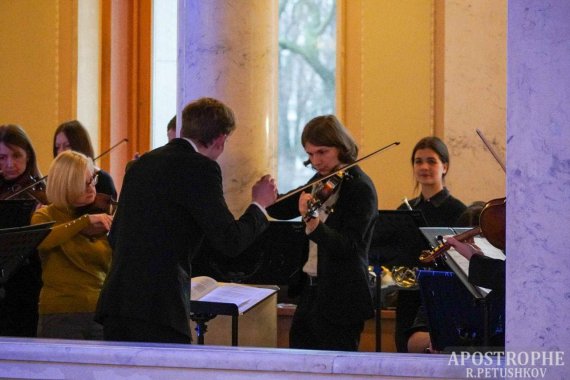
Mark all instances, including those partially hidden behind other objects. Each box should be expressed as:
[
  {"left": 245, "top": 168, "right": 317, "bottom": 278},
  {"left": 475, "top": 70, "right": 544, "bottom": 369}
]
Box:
[
  {"left": 191, "top": 276, "right": 277, "bottom": 314},
  {"left": 445, "top": 237, "right": 506, "bottom": 298},
  {"left": 472, "top": 237, "right": 506, "bottom": 261}
]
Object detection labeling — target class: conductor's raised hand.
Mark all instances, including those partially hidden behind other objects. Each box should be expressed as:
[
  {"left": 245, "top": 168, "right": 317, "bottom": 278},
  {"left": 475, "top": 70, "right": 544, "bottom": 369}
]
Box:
[{"left": 252, "top": 174, "right": 277, "bottom": 208}]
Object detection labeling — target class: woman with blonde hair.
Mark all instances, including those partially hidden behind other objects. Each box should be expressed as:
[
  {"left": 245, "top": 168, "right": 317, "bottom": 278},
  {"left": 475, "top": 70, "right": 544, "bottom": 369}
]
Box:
[
  {"left": 32, "top": 151, "right": 112, "bottom": 340},
  {"left": 53, "top": 120, "right": 117, "bottom": 199}
]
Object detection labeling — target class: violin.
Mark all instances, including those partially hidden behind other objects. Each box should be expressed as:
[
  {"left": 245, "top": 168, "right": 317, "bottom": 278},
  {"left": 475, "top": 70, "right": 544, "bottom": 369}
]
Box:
[
  {"left": 304, "top": 171, "right": 348, "bottom": 221},
  {"left": 78, "top": 193, "right": 117, "bottom": 238},
  {"left": 274, "top": 141, "right": 401, "bottom": 221},
  {"left": 1, "top": 139, "right": 127, "bottom": 205},
  {"left": 0, "top": 175, "right": 48, "bottom": 205},
  {"left": 418, "top": 197, "right": 506, "bottom": 263},
  {"left": 474, "top": 129, "right": 506, "bottom": 251},
  {"left": 84, "top": 193, "right": 118, "bottom": 215},
  {"left": 479, "top": 197, "right": 505, "bottom": 250},
  {"left": 75, "top": 192, "right": 117, "bottom": 217}
]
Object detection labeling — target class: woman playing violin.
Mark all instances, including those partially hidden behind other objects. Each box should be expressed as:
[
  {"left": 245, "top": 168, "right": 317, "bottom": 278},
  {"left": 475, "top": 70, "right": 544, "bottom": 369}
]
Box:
[
  {"left": 53, "top": 120, "right": 117, "bottom": 200},
  {"left": 31, "top": 151, "right": 112, "bottom": 340},
  {"left": 395, "top": 136, "right": 467, "bottom": 352},
  {"left": 267, "top": 115, "right": 378, "bottom": 351},
  {"left": 0, "top": 124, "right": 46, "bottom": 204},
  {"left": 0, "top": 124, "right": 45, "bottom": 337}
]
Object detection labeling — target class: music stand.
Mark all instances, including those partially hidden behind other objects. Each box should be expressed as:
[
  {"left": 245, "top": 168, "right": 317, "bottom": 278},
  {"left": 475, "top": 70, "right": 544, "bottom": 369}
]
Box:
[
  {"left": 0, "top": 200, "right": 36, "bottom": 229},
  {"left": 190, "top": 301, "right": 240, "bottom": 345},
  {"left": 189, "top": 285, "right": 279, "bottom": 346},
  {"left": 417, "top": 270, "right": 504, "bottom": 352},
  {"left": 368, "top": 210, "right": 429, "bottom": 352},
  {"left": 369, "top": 210, "right": 429, "bottom": 269},
  {"left": 192, "top": 221, "right": 308, "bottom": 286},
  {"left": 0, "top": 223, "right": 53, "bottom": 296}
]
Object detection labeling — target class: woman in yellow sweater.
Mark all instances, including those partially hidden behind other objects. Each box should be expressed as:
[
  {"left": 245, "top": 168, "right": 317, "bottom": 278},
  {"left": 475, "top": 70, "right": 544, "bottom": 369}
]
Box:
[{"left": 32, "top": 151, "right": 112, "bottom": 340}]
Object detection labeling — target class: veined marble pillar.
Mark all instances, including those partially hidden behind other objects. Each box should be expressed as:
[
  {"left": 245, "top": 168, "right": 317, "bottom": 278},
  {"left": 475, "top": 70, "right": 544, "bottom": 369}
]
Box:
[
  {"left": 507, "top": 2, "right": 570, "bottom": 378},
  {"left": 177, "top": 0, "right": 279, "bottom": 215}
]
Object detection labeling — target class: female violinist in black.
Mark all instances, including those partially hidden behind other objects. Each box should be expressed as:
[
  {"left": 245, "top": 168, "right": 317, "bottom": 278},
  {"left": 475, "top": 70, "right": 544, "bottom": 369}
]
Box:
[
  {"left": 0, "top": 124, "right": 46, "bottom": 204},
  {"left": 53, "top": 120, "right": 117, "bottom": 199},
  {"left": 0, "top": 124, "right": 45, "bottom": 337}
]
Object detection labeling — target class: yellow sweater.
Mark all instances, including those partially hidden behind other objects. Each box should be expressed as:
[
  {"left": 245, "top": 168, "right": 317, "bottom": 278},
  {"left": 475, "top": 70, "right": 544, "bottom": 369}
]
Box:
[{"left": 32, "top": 205, "right": 112, "bottom": 314}]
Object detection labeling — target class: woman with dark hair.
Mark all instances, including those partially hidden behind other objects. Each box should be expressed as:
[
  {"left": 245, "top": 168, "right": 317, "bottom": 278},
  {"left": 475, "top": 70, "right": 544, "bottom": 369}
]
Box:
[
  {"left": 53, "top": 120, "right": 117, "bottom": 199},
  {"left": 268, "top": 115, "right": 378, "bottom": 351},
  {"left": 0, "top": 124, "right": 46, "bottom": 204},
  {"left": 0, "top": 124, "right": 44, "bottom": 337},
  {"left": 395, "top": 136, "right": 467, "bottom": 352},
  {"left": 401, "top": 136, "right": 466, "bottom": 226}
]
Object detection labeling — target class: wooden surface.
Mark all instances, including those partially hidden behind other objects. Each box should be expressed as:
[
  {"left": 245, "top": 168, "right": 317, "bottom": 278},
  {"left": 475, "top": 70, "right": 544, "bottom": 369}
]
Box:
[{"left": 189, "top": 293, "right": 277, "bottom": 347}]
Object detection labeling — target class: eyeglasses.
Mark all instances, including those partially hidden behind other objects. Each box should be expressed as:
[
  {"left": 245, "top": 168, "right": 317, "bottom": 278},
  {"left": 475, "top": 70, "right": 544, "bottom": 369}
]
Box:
[{"left": 86, "top": 173, "right": 99, "bottom": 189}]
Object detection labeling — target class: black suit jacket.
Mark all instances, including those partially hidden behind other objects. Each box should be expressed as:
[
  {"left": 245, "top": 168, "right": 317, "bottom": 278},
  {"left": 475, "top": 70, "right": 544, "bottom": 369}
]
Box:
[
  {"left": 95, "top": 139, "right": 269, "bottom": 337},
  {"left": 267, "top": 166, "right": 377, "bottom": 325},
  {"left": 469, "top": 254, "right": 505, "bottom": 292}
]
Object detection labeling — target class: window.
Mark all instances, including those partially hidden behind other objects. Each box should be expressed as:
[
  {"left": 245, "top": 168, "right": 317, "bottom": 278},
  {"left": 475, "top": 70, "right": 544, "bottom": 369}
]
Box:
[
  {"left": 150, "top": 0, "right": 337, "bottom": 185},
  {"left": 151, "top": 0, "right": 177, "bottom": 148},
  {"left": 278, "top": 0, "right": 337, "bottom": 191}
]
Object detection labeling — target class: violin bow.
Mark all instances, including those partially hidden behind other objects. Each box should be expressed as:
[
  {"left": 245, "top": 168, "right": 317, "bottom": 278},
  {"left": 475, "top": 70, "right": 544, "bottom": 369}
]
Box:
[
  {"left": 476, "top": 129, "right": 506, "bottom": 173},
  {"left": 6, "top": 138, "right": 128, "bottom": 200},
  {"left": 94, "top": 138, "right": 128, "bottom": 161},
  {"left": 274, "top": 141, "right": 400, "bottom": 204},
  {"left": 4, "top": 175, "right": 48, "bottom": 200}
]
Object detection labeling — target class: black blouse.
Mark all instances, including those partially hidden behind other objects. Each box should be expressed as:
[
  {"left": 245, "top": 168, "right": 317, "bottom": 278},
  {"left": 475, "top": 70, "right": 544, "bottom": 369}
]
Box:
[{"left": 398, "top": 187, "right": 466, "bottom": 227}]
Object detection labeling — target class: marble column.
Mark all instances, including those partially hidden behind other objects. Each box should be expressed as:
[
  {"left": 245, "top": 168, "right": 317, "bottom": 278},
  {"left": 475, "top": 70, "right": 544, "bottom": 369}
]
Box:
[
  {"left": 507, "top": 2, "right": 570, "bottom": 378},
  {"left": 177, "top": 0, "right": 279, "bottom": 215}
]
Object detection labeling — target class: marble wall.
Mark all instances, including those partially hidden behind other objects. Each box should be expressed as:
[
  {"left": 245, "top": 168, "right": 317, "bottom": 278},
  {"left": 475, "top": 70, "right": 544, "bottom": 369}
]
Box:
[
  {"left": 444, "top": 0, "right": 507, "bottom": 205},
  {"left": 507, "top": 1, "right": 570, "bottom": 379}
]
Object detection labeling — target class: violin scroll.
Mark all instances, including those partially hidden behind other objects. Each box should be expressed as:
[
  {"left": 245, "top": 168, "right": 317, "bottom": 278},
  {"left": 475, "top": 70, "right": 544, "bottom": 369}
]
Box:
[{"left": 419, "top": 227, "right": 482, "bottom": 263}]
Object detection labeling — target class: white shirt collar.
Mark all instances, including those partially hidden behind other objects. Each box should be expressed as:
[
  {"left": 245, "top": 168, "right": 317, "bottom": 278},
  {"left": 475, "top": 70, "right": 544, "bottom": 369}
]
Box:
[{"left": 182, "top": 137, "right": 199, "bottom": 152}]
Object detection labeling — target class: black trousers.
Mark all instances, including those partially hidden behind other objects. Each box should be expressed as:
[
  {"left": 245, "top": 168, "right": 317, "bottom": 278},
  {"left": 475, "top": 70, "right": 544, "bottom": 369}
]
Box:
[
  {"left": 290, "top": 284, "right": 364, "bottom": 351},
  {"left": 0, "top": 254, "right": 42, "bottom": 337},
  {"left": 102, "top": 316, "right": 191, "bottom": 344},
  {"left": 395, "top": 289, "right": 421, "bottom": 352}
]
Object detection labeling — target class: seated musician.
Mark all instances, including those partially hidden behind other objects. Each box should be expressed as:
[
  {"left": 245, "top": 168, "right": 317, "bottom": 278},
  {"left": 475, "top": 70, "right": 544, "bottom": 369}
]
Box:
[
  {"left": 53, "top": 120, "right": 117, "bottom": 199},
  {"left": 396, "top": 136, "right": 467, "bottom": 352},
  {"left": 0, "top": 124, "right": 45, "bottom": 337},
  {"left": 0, "top": 124, "right": 46, "bottom": 204},
  {"left": 407, "top": 203, "right": 505, "bottom": 353},
  {"left": 32, "top": 151, "right": 112, "bottom": 340}
]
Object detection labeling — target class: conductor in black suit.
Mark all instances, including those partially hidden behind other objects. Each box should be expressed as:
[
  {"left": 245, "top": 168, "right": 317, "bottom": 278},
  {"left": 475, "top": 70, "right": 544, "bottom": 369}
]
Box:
[{"left": 96, "top": 97, "right": 277, "bottom": 343}]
